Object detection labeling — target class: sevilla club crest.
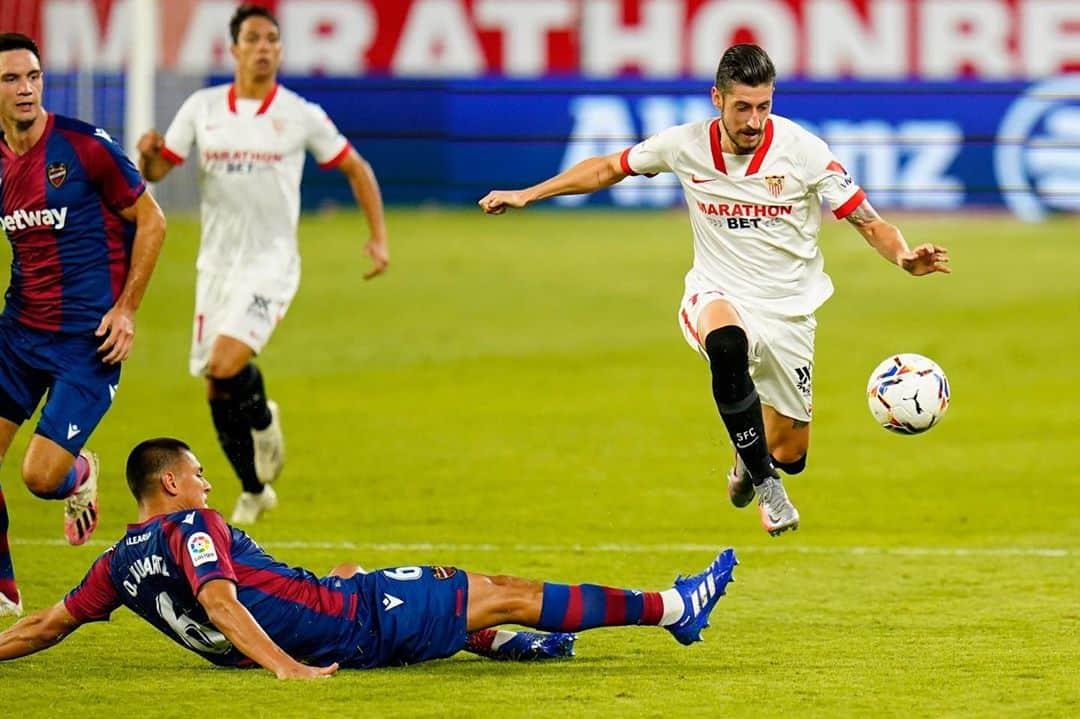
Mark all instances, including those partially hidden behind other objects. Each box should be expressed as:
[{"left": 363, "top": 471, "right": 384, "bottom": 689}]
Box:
[
  {"left": 47, "top": 162, "right": 67, "bottom": 188},
  {"left": 764, "top": 175, "right": 784, "bottom": 198}
]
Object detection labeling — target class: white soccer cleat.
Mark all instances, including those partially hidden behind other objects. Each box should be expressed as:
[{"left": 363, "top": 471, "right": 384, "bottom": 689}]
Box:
[
  {"left": 252, "top": 399, "right": 285, "bottom": 484},
  {"left": 0, "top": 591, "right": 22, "bottom": 618},
  {"left": 230, "top": 485, "right": 278, "bottom": 525},
  {"left": 64, "top": 449, "right": 100, "bottom": 546},
  {"left": 757, "top": 476, "right": 799, "bottom": 536}
]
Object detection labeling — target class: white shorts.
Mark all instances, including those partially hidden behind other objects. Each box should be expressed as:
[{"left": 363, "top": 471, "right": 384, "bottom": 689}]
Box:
[
  {"left": 678, "top": 289, "right": 816, "bottom": 422},
  {"left": 189, "top": 270, "right": 298, "bottom": 376}
]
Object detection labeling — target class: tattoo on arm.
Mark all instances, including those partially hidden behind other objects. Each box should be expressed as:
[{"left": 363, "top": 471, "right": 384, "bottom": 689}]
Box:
[
  {"left": 792, "top": 419, "right": 809, "bottom": 429},
  {"left": 845, "top": 199, "right": 881, "bottom": 228}
]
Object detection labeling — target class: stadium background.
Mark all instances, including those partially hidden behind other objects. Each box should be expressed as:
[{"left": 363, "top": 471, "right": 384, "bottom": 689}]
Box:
[{"left": 0, "top": 1, "right": 1077, "bottom": 717}]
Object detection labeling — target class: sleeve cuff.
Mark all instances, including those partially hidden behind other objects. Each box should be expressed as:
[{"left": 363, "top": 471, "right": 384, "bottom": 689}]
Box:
[
  {"left": 833, "top": 188, "right": 867, "bottom": 219},
  {"left": 159, "top": 146, "right": 185, "bottom": 166},
  {"left": 318, "top": 143, "right": 351, "bottom": 170}
]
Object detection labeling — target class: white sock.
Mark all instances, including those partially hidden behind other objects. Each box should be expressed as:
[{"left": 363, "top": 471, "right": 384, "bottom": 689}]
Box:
[{"left": 659, "top": 588, "right": 685, "bottom": 626}]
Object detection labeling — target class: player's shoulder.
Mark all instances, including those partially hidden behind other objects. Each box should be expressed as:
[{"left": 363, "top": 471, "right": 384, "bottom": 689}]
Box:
[
  {"left": 272, "top": 83, "right": 329, "bottom": 117},
  {"left": 51, "top": 113, "right": 120, "bottom": 145},
  {"left": 162, "top": 507, "right": 229, "bottom": 530},
  {"left": 769, "top": 114, "right": 824, "bottom": 147}
]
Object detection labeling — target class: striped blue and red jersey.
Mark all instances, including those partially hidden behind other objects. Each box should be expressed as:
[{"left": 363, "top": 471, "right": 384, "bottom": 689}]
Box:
[
  {"left": 0, "top": 113, "right": 145, "bottom": 333},
  {"left": 64, "top": 508, "right": 366, "bottom": 668}
]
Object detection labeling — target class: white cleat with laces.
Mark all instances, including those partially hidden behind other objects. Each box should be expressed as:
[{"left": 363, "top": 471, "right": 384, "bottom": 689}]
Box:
[
  {"left": 757, "top": 475, "right": 800, "bottom": 536},
  {"left": 252, "top": 400, "right": 285, "bottom": 484},
  {"left": 64, "top": 449, "right": 100, "bottom": 546},
  {"left": 230, "top": 485, "right": 278, "bottom": 525},
  {"left": 0, "top": 591, "right": 22, "bottom": 618}
]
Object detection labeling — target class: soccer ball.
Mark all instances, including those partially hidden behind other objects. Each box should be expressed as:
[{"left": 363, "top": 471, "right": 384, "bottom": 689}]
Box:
[{"left": 866, "top": 354, "right": 950, "bottom": 435}]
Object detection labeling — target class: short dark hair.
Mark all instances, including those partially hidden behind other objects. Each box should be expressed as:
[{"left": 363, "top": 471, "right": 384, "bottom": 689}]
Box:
[
  {"left": 126, "top": 438, "right": 192, "bottom": 502},
  {"left": 229, "top": 4, "right": 279, "bottom": 44},
  {"left": 715, "top": 44, "right": 776, "bottom": 93},
  {"left": 0, "top": 33, "right": 41, "bottom": 62}
]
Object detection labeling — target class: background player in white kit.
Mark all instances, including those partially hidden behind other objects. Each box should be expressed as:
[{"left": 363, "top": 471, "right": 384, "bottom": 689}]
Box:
[
  {"left": 479, "top": 45, "right": 949, "bottom": 536},
  {"left": 136, "top": 5, "right": 389, "bottom": 524}
]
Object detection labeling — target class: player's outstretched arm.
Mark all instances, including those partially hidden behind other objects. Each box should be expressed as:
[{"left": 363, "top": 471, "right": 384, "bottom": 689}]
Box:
[
  {"left": 338, "top": 149, "right": 390, "bottom": 280},
  {"left": 478, "top": 151, "right": 628, "bottom": 215},
  {"left": 197, "top": 579, "right": 338, "bottom": 680},
  {"left": 135, "top": 130, "right": 176, "bottom": 183},
  {"left": 96, "top": 191, "right": 167, "bottom": 363},
  {"left": 0, "top": 602, "right": 83, "bottom": 662},
  {"left": 845, "top": 198, "right": 951, "bottom": 276}
]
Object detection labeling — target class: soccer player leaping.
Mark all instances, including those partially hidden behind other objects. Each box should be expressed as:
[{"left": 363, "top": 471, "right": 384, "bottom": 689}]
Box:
[
  {"left": 136, "top": 4, "right": 390, "bottom": 526},
  {"left": 480, "top": 44, "right": 950, "bottom": 536},
  {"left": 0, "top": 438, "right": 736, "bottom": 676},
  {"left": 0, "top": 34, "right": 167, "bottom": 617}
]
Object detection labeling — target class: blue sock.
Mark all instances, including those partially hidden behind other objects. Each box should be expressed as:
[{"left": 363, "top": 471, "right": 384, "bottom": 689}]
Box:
[{"left": 537, "top": 583, "right": 664, "bottom": 631}]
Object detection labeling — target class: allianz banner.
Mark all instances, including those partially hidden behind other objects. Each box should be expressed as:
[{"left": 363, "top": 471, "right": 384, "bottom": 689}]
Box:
[{"left": 294, "top": 77, "right": 1078, "bottom": 218}]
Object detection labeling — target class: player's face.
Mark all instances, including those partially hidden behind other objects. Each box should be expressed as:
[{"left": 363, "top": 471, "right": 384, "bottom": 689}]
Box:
[
  {"left": 231, "top": 16, "right": 282, "bottom": 81},
  {"left": 712, "top": 83, "right": 773, "bottom": 154},
  {"left": 171, "top": 451, "right": 212, "bottom": 509},
  {"left": 0, "top": 49, "right": 44, "bottom": 130}
]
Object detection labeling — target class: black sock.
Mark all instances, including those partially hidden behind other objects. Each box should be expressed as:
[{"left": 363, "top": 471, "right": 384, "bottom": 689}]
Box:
[
  {"left": 209, "top": 398, "right": 263, "bottom": 494},
  {"left": 772, "top": 453, "right": 807, "bottom": 475},
  {"left": 212, "top": 363, "right": 272, "bottom": 430},
  {"left": 705, "top": 327, "right": 776, "bottom": 484}
]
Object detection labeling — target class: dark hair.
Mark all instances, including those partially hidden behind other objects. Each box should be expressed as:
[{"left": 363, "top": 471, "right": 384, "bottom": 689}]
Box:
[
  {"left": 715, "top": 44, "right": 776, "bottom": 93},
  {"left": 229, "top": 4, "right": 279, "bottom": 44},
  {"left": 126, "top": 438, "right": 192, "bottom": 501},
  {"left": 0, "top": 33, "right": 41, "bottom": 62}
]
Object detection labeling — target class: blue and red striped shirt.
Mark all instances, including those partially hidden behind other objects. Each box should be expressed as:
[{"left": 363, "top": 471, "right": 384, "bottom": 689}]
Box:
[
  {"left": 0, "top": 113, "right": 145, "bottom": 333},
  {"left": 64, "top": 509, "right": 366, "bottom": 668}
]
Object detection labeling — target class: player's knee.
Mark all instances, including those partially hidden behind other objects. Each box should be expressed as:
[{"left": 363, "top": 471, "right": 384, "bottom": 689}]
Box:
[
  {"left": 206, "top": 357, "right": 251, "bottom": 384},
  {"left": 704, "top": 327, "right": 753, "bottom": 403},
  {"left": 704, "top": 326, "right": 749, "bottom": 369},
  {"left": 22, "top": 461, "right": 62, "bottom": 496},
  {"left": 207, "top": 363, "right": 255, "bottom": 397}
]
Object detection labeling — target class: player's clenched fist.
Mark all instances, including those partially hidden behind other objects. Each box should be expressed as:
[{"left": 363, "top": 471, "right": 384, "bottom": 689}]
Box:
[
  {"left": 478, "top": 190, "right": 528, "bottom": 215},
  {"left": 136, "top": 129, "right": 164, "bottom": 157}
]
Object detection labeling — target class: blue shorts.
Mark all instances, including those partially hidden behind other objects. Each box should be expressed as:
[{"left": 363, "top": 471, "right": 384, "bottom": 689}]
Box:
[
  {"left": 344, "top": 566, "right": 469, "bottom": 669},
  {"left": 0, "top": 317, "right": 119, "bottom": 455}
]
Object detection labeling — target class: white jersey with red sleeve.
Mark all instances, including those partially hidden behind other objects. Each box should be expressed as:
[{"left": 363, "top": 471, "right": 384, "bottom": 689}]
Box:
[
  {"left": 621, "top": 113, "right": 865, "bottom": 316},
  {"left": 161, "top": 83, "right": 350, "bottom": 280}
]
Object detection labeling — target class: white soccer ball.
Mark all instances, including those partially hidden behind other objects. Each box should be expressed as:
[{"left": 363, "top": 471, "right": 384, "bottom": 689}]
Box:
[{"left": 866, "top": 353, "right": 950, "bottom": 435}]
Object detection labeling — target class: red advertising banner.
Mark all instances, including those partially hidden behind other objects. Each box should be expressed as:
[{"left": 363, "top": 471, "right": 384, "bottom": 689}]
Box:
[{"left": 4, "top": 0, "right": 1078, "bottom": 78}]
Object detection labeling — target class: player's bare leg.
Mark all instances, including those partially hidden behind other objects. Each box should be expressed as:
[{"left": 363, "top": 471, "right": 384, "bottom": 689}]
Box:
[
  {"left": 21, "top": 435, "right": 98, "bottom": 547},
  {"left": 697, "top": 299, "right": 799, "bottom": 535},
  {"left": 206, "top": 335, "right": 281, "bottom": 524},
  {"left": 0, "top": 418, "right": 21, "bottom": 614},
  {"left": 762, "top": 405, "right": 810, "bottom": 470},
  {"left": 464, "top": 549, "right": 737, "bottom": 647}
]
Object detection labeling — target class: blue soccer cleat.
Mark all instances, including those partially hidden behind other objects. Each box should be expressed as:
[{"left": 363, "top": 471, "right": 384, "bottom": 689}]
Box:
[
  {"left": 666, "top": 548, "right": 738, "bottom": 646},
  {"left": 465, "top": 629, "right": 577, "bottom": 661}
]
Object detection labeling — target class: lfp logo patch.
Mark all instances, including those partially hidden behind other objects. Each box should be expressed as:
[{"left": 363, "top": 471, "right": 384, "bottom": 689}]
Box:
[{"left": 187, "top": 532, "right": 218, "bottom": 567}]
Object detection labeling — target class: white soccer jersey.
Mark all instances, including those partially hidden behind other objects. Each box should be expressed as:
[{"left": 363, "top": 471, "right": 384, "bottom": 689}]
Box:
[
  {"left": 161, "top": 83, "right": 350, "bottom": 278},
  {"left": 622, "top": 114, "right": 865, "bottom": 316}
]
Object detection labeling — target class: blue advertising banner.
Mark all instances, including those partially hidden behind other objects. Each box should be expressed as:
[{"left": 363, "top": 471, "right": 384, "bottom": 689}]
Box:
[
  {"left": 297, "top": 76, "right": 1080, "bottom": 220},
  {"left": 45, "top": 74, "right": 1080, "bottom": 220}
]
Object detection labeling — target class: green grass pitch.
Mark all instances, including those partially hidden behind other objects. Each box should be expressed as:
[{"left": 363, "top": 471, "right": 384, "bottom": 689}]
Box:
[{"left": 1, "top": 209, "right": 1077, "bottom": 718}]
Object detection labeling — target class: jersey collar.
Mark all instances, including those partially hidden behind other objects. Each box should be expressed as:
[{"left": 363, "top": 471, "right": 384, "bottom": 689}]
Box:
[
  {"left": 708, "top": 117, "right": 774, "bottom": 177},
  {"left": 0, "top": 112, "right": 54, "bottom": 161},
  {"left": 227, "top": 83, "right": 279, "bottom": 116}
]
